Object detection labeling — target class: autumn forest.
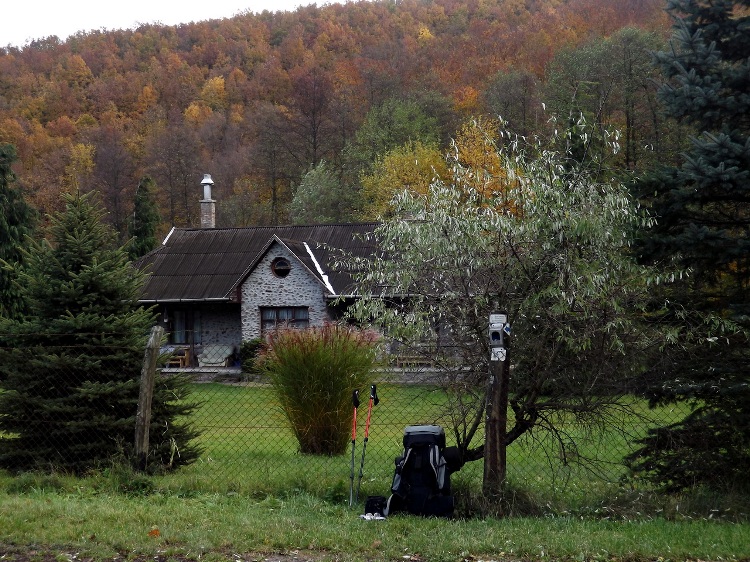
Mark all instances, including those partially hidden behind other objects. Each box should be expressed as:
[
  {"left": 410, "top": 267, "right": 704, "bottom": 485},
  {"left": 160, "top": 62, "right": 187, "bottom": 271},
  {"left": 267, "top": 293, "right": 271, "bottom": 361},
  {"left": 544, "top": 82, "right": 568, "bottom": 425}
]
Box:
[{"left": 0, "top": 0, "right": 675, "bottom": 242}]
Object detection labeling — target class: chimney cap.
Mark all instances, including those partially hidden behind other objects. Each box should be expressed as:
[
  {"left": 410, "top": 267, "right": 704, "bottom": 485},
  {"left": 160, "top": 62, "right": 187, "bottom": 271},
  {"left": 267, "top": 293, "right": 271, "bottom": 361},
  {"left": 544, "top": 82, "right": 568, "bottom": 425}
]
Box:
[{"left": 201, "top": 173, "right": 214, "bottom": 185}]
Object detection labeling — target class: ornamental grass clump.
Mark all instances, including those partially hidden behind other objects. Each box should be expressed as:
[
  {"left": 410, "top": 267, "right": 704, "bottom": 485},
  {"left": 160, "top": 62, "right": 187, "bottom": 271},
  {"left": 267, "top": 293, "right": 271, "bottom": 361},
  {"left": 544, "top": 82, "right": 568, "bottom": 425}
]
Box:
[{"left": 256, "top": 323, "right": 380, "bottom": 455}]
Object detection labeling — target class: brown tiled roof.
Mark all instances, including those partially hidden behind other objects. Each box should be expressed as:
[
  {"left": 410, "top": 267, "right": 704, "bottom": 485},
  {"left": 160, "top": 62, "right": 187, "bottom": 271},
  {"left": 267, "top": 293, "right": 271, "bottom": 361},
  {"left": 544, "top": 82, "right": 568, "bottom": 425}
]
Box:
[{"left": 134, "top": 223, "right": 378, "bottom": 302}]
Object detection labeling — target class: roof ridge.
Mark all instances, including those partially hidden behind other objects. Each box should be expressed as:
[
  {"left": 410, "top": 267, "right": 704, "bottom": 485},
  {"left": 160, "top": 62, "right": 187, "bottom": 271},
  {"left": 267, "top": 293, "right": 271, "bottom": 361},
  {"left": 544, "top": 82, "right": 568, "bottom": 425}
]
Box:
[{"left": 171, "top": 221, "right": 379, "bottom": 232}]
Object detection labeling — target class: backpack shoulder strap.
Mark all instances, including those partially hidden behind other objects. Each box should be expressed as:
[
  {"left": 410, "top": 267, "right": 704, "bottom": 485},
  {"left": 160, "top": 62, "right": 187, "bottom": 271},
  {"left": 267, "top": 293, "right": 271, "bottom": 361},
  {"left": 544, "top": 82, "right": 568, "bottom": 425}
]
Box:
[
  {"left": 428, "top": 443, "right": 447, "bottom": 490},
  {"left": 391, "top": 447, "right": 413, "bottom": 495}
]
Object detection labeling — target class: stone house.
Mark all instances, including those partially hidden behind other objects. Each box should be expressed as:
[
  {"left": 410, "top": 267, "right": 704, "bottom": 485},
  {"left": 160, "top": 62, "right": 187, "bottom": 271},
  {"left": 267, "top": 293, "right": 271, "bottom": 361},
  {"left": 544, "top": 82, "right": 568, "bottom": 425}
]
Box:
[{"left": 134, "top": 175, "right": 378, "bottom": 368}]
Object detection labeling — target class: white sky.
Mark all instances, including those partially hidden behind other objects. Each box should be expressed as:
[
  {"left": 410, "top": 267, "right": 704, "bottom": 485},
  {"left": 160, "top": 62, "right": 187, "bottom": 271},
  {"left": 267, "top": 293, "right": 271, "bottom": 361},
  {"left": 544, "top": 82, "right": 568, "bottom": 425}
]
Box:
[{"left": 4, "top": 0, "right": 335, "bottom": 48}]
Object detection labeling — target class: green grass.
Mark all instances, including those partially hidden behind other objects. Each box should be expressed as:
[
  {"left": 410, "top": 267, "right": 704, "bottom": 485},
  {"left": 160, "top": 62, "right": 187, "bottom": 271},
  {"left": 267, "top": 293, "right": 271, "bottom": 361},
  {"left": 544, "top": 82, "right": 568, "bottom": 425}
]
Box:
[
  {"left": 0, "top": 485, "right": 748, "bottom": 561},
  {"left": 1, "top": 383, "right": 748, "bottom": 561},
  {"left": 157, "top": 383, "right": 454, "bottom": 500},
  {"left": 155, "top": 383, "right": 694, "bottom": 513}
]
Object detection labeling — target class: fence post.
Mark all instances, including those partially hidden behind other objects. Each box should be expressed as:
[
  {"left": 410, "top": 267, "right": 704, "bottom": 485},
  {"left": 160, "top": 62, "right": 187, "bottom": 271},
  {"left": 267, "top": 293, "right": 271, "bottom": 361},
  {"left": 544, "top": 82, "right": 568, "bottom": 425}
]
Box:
[
  {"left": 134, "top": 325, "right": 164, "bottom": 472},
  {"left": 484, "top": 312, "right": 511, "bottom": 499}
]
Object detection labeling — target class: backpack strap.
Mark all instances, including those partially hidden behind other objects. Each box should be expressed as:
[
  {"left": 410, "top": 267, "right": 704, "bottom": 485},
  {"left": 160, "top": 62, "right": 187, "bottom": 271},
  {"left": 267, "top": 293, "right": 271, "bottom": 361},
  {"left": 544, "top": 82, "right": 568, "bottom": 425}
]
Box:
[
  {"left": 428, "top": 443, "right": 447, "bottom": 490},
  {"left": 391, "top": 447, "right": 413, "bottom": 496}
]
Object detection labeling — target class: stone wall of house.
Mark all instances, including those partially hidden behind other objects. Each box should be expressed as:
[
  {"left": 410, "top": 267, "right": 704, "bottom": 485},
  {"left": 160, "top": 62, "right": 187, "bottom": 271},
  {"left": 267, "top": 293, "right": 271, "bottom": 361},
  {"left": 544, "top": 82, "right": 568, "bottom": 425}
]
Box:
[
  {"left": 240, "top": 243, "right": 331, "bottom": 341},
  {"left": 200, "top": 303, "right": 242, "bottom": 346}
]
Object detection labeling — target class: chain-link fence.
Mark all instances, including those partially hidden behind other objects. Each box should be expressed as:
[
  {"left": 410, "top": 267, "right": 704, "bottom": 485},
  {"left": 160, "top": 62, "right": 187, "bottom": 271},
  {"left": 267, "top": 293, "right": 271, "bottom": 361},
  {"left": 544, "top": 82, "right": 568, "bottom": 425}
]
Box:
[{"left": 0, "top": 335, "right": 687, "bottom": 509}]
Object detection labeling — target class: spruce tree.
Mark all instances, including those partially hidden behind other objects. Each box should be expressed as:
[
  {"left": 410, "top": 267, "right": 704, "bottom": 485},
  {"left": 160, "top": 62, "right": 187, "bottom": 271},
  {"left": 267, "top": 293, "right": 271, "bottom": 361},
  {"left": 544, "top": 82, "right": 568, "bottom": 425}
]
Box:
[
  {"left": 638, "top": 0, "right": 750, "bottom": 295},
  {"left": 126, "top": 176, "right": 160, "bottom": 261},
  {"left": 629, "top": 0, "right": 750, "bottom": 491},
  {"left": 0, "top": 144, "right": 36, "bottom": 320},
  {"left": 0, "top": 191, "right": 200, "bottom": 473}
]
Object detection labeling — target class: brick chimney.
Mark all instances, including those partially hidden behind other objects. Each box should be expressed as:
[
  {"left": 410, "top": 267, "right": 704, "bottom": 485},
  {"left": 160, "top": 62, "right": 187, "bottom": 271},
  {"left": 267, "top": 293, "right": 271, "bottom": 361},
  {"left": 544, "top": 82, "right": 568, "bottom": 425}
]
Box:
[{"left": 200, "top": 173, "right": 215, "bottom": 229}]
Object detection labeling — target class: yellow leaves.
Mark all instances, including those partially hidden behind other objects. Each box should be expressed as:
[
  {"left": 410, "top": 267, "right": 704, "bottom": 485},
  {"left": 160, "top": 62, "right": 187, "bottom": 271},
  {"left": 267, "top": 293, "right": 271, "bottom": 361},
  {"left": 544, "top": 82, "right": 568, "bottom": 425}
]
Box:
[
  {"left": 55, "top": 54, "right": 93, "bottom": 90},
  {"left": 183, "top": 76, "right": 230, "bottom": 125},
  {"left": 136, "top": 85, "right": 159, "bottom": 114},
  {"left": 417, "top": 25, "right": 434, "bottom": 43},
  {"left": 200, "top": 76, "right": 228, "bottom": 111},
  {"left": 359, "top": 141, "right": 447, "bottom": 220},
  {"left": 17, "top": 94, "right": 46, "bottom": 123},
  {"left": 455, "top": 117, "right": 503, "bottom": 180},
  {"left": 63, "top": 143, "right": 95, "bottom": 194},
  {"left": 358, "top": 118, "right": 529, "bottom": 221},
  {"left": 453, "top": 117, "right": 524, "bottom": 215},
  {"left": 184, "top": 102, "right": 213, "bottom": 126},
  {"left": 229, "top": 104, "right": 245, "bottom": 125}
]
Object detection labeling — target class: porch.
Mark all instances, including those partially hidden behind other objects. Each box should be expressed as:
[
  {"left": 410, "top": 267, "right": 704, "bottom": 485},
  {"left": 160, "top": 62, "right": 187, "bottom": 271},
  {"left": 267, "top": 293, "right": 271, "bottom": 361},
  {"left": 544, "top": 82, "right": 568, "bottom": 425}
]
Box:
[{"left": 159, "top": 365, "right": 246, "bottom": 383}]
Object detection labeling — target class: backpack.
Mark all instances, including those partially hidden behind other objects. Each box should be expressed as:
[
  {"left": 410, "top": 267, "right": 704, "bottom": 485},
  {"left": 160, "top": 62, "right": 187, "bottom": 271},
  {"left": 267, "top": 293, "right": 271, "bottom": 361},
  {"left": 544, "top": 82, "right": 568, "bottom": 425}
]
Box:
[{"left": 386, "top": 425, "right": 461, "bottom": 517}]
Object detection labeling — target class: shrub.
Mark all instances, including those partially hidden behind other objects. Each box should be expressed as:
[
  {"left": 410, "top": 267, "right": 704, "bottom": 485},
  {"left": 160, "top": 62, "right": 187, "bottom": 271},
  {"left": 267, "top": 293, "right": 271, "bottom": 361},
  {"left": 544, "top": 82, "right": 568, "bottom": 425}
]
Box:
[
  {"left": 239, "top": 338, "right": 263, "bottom": 374},
  {"left": 255, "top": 323, "right": 380, "bottom": 455}
]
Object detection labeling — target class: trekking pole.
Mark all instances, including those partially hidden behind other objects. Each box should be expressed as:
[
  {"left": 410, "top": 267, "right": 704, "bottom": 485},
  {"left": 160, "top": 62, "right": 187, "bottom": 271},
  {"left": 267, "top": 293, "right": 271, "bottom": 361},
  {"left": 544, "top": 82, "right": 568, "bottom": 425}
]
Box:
[
  {"left": 348, "top": 389, "right": 360, "bottom": 508},
  {"left": 355, "top": 384, "right": 379, "bottom": 503}
]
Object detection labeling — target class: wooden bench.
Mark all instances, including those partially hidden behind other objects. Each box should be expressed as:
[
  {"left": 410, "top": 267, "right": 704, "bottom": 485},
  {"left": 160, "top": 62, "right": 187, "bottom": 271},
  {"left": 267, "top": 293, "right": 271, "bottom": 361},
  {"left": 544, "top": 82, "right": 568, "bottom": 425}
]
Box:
[{"left": 165, "top": 347, "right": 190, "bottom": 368}]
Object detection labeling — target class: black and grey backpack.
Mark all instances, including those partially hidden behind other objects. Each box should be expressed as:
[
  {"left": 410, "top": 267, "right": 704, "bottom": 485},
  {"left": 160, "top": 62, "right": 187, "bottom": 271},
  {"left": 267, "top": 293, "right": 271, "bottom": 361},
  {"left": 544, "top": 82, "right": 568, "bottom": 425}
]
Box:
[{"left": 386, "top": 425, "right": 462, "bottom": 517}]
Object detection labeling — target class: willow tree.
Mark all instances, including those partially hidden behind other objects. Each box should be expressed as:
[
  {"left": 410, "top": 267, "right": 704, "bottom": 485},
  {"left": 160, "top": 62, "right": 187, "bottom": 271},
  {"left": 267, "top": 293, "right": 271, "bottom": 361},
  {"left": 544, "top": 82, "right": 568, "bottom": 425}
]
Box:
[{"left": 340, "top": 119, "right": 713, "bottom": 503}]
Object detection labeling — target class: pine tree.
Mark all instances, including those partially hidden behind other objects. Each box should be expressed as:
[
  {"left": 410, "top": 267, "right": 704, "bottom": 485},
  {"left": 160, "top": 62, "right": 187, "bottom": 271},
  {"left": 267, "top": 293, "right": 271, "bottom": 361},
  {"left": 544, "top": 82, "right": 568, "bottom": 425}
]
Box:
[
  {"left": 0, "top": 144, "right": 36, "bottom": 320},
  {"left": 126, "top": 176, "right": 160, "bottom": 261},
  {"left": 629, "top": 0, "right": 750, "bottom": 491},
  {"left": 0, "top": 191, "right": 200, "bottom": 473},
  {"left": 638, "top": 0, "right": 750, "bottom": 296}
]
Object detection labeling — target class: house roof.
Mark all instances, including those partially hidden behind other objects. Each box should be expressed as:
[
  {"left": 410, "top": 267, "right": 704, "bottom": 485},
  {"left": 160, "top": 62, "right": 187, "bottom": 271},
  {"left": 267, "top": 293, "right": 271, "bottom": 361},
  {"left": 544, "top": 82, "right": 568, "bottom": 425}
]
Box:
[{"left": 134, "top": 223, "right": 378, "bottom": 303}]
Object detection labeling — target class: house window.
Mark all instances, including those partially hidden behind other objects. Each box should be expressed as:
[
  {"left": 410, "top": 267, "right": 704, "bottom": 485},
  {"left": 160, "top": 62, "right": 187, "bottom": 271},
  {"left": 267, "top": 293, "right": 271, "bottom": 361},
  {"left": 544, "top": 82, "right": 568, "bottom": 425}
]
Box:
[
  {"left": 170, "top": 309, "right": 202, "bottom": 345},
  {"left": 271, "top": 257, "right": 291, "bottom": 278},
  {"left": 261, "top": 307, "right": 309, "bottom": 332}
]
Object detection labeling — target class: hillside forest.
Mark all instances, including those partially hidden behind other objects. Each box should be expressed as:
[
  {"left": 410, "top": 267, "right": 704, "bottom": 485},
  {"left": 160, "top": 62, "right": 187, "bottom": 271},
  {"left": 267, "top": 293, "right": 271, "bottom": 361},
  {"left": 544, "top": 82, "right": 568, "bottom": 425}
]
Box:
[{"left": 1, "top": 0, "right": 675, "bottom": 242}]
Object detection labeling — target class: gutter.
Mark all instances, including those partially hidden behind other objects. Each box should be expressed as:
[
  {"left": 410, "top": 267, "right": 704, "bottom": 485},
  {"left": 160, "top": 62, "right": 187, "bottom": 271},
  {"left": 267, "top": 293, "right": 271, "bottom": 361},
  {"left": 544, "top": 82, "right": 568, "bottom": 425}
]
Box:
[{"left": 138, "top": 297, "right": 232, "bottom": 304}]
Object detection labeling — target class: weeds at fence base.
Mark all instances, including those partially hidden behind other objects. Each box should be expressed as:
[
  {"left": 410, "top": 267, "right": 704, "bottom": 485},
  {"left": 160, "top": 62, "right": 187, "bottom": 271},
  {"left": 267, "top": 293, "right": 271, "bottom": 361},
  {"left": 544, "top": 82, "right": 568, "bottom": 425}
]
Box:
[
  {"left": 4, "top": 472, "right": 69, "bottom": 495},
  {"left": 453, "top": 480, "right": 545, "bottom": 518},
  {"left": 97, "top": 463, "right": 155, "bottom": 496},
  {"left": 1, "top": 467, "right": 749, "bottom": 524},
  {"left": 447, "top": 476, "right": 750, "bottom": 522}
]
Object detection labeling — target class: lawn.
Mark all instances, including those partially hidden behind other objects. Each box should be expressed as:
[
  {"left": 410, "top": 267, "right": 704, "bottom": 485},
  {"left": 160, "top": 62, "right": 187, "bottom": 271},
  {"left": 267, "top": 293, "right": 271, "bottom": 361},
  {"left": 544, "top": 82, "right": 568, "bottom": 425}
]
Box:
[
  {"left": 1, "top": 382, "right": 748, "bottom": 561},
  {"left": 158, "top": 382, "right": 454, "bottom": 500},
  {"left": 1, "top": 484, "right": 748, "bottom": 562},
  {"left": 155, "top": 381, "right": 695, "bottom": 515}
]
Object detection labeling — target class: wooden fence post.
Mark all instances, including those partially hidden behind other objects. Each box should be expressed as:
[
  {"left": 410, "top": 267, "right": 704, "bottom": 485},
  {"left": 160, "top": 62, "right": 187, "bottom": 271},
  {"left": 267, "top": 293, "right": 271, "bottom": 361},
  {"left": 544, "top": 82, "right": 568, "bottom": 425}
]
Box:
[{"left": 134, "top": 325, "right": 164, "bottom": 472}]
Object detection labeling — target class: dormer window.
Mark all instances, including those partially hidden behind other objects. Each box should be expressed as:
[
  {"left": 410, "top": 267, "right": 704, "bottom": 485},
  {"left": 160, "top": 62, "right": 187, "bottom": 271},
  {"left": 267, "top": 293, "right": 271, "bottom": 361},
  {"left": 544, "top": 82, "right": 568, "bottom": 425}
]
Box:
[{"left": 271, "top": 257, "right": 291, "bottom": 278}]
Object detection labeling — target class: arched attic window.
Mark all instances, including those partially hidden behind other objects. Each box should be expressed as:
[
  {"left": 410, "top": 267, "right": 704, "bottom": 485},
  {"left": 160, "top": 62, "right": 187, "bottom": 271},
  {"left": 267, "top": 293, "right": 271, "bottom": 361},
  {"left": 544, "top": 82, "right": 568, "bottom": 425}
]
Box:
[{"left": 271, "top": 257, "right": 291, "bottom": 278}]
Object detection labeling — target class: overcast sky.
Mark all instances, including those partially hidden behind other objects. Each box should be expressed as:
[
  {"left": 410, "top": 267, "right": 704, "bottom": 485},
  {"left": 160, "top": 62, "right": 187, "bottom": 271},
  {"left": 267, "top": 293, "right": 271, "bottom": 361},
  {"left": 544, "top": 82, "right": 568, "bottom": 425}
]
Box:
[{"left": 4, "top": 0, "right": 338, "bottom": 48}]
